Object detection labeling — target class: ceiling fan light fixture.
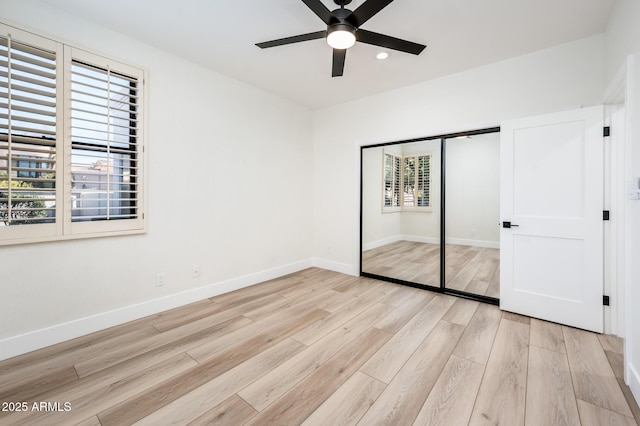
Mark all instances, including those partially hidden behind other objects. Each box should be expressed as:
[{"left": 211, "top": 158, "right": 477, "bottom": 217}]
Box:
[{"left": 327, "top": 24, "right": 356, "bottom": 49}]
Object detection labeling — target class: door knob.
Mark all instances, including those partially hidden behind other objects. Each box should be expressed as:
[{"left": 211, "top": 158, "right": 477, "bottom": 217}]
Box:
[{"left": 502, "top": 221, "right": 519, "bottom": 228}]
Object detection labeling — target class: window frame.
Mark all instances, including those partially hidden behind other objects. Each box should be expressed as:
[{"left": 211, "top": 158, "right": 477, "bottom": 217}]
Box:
[
  {"left": 0, "top": 23, "right": 146, "bottom": 246},
  {"left": 382, "top": 151, "right": 402, "bottom": 213},
  {"left": 65, "top": 46, "right": 145, "bottom": 237}
]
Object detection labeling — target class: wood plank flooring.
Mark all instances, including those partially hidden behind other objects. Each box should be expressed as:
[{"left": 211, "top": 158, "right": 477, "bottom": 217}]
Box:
[
  {"left": 0, "top": 268, "right": 637, "bottom": 425},
  {"left": 362, "top": 241, "right": 500, "bottom": 298}
]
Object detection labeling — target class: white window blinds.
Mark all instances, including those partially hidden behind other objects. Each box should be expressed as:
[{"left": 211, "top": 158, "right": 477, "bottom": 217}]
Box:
[
  {"left": 417, "top": 154, "right": 430, "bottom": 207},
  {"left": 0, "top": 22, "right": 146, "bottom": 246},
  {"left": 70, "top": 59, "right": 140, "bottom": 222},
  {"left": 384, "top": 153, "right": 401, "bottom": 208},
  {"left": 0, "top": 35, "right": 58, "bottom": 225}
]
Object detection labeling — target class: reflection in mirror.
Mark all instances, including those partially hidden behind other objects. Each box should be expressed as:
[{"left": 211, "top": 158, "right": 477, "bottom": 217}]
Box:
[
  {"left": 361, "top": 140, "right": 441, "bottom": 288},
  {"left": 444, "top": 132, "right": 500, "bottom": 298}
]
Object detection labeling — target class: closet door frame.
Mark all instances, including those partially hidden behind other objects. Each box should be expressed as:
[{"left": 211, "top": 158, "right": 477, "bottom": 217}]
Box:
[{"left": 359, "top": 126, "right": 500, "bottom": 305}]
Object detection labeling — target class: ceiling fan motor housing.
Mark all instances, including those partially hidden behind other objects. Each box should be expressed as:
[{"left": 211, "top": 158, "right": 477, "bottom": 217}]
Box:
[{"left": 330, "top": 7, "right": 355, "bottom": 25}]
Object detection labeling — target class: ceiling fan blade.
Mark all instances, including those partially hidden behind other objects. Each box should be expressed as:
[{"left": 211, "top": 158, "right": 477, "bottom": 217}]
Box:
[
  {"left": 302, "top": 0, "right": 333, "bottom": 25},
  {"left": 349, "top": 0, "right": 394, "bottom": 27},
  {"left": 357, "top": 29, "right": 426, "bottom": 55},
  {"left": 256, "top": 31, "right": 326, "bottom": 49},
  {"left": 332, "top": 48, "right": 346, "bottom": 77}
]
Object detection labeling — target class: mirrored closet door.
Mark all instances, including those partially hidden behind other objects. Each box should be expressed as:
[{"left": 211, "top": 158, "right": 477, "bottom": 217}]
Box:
[
  {"left": 443, "top": 132, "right": 500, "bottom": 300},
  {"left": 360, "top": 128, "right": 500, "bottom": 304},
  {"left": 361, "top": 139, "right": 441, "bottom": 289}
]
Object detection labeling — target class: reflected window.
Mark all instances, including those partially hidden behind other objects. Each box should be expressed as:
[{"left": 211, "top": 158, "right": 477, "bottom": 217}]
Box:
[
  {"left": 383, "top": 151, "right": 431, "bottom": 212},
  {"left": 383, "top": 152, "right": 401, "bottom": 209},
  {"left": 403, "top": 154, "right": 431, "bottom": 208}
]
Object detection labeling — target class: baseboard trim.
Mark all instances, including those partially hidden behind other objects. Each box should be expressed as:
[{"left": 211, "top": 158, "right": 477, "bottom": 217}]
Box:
[
  {"left": 402, "top": 235, "right": 441, "bottom": 245},
  {"left": 363, "top": 235, "right": 499, "bottom": 250},
  {"left": 0, "top": 259, "right": 314, "bottom": 361},
  {"left": 312, "top": 257, "right": 357, "bottom": 276},
  {"left": 628, "top": 361, "right": 640, "bottom": 408},
  {"left": 362, "top": 235, "right": 401, "bottom": 251},
  {"left": 444, "top": 237, "right": 500, "bottom": 249}
]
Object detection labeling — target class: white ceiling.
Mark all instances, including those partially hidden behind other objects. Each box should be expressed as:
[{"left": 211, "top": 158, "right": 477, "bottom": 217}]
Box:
[{"left": 37, "top": 0, "right": 616, "bottom": 109}]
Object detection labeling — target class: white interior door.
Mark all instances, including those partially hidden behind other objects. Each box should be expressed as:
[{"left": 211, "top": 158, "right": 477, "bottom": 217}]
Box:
[{"left": 500, "top": 106, "right": 604, "bottom": 332}]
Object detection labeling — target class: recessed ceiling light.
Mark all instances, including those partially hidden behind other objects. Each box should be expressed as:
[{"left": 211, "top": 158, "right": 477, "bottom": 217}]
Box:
[{"left": 376, "top": 52, "right": 389, "bottom": 60}]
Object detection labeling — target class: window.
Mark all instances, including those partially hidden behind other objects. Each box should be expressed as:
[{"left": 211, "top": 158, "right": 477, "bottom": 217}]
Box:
[
  {"left": 384, "top": 153, "right": 401, "bottom": 209},
  {"left": 70, "top": 59, "right": 139, "bottom": 223},
  {"left": 0, "top": 23, "right": 145, "bottom": 245},
  {"left": 16, "top": 158, "right": 49, "bottom": 179},
  {"left": 403, "top": 154, "right": 431, "bottom": 208},
  {"left": 382, "top": 151, "right": 431, "bottom": 212}
]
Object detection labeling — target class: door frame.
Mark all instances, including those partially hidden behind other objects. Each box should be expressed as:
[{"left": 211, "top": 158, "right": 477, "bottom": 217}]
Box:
[{"left": 604, "top": 60, "right": 629, "bottom": 338}]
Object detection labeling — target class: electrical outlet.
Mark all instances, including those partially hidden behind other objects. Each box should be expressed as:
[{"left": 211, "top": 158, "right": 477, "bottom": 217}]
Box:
[
  {"left": 192, "top": 266, "right": 201, "bottom": 278},
  {"left": 155, "top": 272, "right": 165, "bottom": 287}
]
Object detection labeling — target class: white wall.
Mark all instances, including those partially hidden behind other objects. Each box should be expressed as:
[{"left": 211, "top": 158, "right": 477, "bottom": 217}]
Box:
[
  {"left": 604, "top": 0, "right": 640, "bottom": 406},
  {"left": 313, "top": 35, "right": 606, "bottom": 275},
  {"left": 0, "top": 2, "right": 314, "bottom": 359},
  {"left": 604, "top": 0, "right": 640, "bottom": 82},
  {"left": 361, "top": 146, "right": 402, "bottom": 249},
  {"left": 445, "top": 132, "right": 500, "bottom": 247}
]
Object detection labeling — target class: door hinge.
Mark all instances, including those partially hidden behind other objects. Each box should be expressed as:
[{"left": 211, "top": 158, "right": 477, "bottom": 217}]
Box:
[
  {"left": 603, "top": 295, "right": 610, "bottom": 306},
  {"left": 603, "top": 210, "right": 610, "bottom": 221},
  {"left": 604, "top": 126, "right": 611, "bottom": 137}
]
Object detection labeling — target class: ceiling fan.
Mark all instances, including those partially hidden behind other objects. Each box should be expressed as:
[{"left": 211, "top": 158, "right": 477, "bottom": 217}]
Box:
[{"left": 256, "top": 0, "right": 426, "bottom": 77}]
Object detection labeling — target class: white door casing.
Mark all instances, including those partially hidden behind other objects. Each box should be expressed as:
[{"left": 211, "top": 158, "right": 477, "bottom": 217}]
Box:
[{"left": 500, "top": 106, "right": 604, "bottom": 333}]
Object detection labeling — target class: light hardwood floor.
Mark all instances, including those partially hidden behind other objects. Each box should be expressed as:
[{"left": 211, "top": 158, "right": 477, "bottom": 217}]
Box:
[
  {"left": 1, "top": 268, "right": 638, "bottom": 425},
  {"left": 362, "top": 241, "right": 500, "bottom": 298}
]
